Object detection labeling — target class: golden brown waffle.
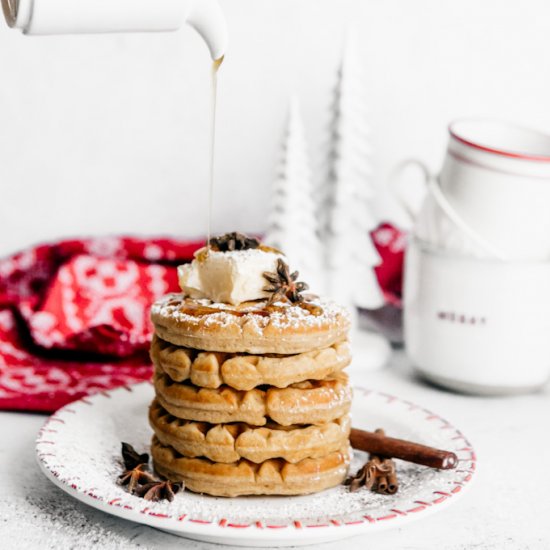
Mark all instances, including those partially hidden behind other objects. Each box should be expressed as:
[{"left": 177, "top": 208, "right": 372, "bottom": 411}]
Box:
[
  {"left": 151, "top": 436, "right": 351, "bottom": 497},
  {"left": 151, "top": 293, "right": 350, "bottom": 354},
  {"left": 154, "top": 369, "right": 352, "bottom": 426},
  {"left": 149, "top": 399, "right": 351, "bottom": 464},
  {"left": 150, "top": 334, "right": 351, "bottom": 390}
]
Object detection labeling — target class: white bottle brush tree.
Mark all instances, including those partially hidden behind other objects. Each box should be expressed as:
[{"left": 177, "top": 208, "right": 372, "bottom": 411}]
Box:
[
  {"left": 323, "top": 35, "right": 389, "bottom": 371},
  {"left": 324, "top": 36, "right": 384, "bottom": 311},
  {"left": 265, "top": 96, "right": 324, "bottom": 293}
]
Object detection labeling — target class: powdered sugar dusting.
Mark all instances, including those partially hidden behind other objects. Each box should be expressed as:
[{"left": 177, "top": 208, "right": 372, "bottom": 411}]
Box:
[
  {"left": 203, "top": 248, "right": 283, "bottom": 261},
  {"left": 151, "top": 293, "right": 349, "bottom": 332},
  {"left": 36, "top": 383, "right": 476, "bottom": 531}
]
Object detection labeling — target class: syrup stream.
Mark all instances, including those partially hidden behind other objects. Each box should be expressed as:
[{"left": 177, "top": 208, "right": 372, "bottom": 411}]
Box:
[{"left": 206, "top": 56, "right": 224, "bottom": 250}]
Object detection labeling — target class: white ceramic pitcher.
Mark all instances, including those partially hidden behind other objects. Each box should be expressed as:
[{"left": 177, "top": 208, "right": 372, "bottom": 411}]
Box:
[
  {"left": 1, "top": 0, "right": 228, "bottom": 60},
  {"left": 399, "top": 118, "right": 550, "bottom": 394},
  {"left": 404, "top": 237, "right": 550, "bottom": 394}
]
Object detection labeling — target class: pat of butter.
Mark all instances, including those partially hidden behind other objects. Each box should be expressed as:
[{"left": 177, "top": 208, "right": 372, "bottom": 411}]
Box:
[{"left": 178, "top": 248, "right": 284, "bottom": 305}]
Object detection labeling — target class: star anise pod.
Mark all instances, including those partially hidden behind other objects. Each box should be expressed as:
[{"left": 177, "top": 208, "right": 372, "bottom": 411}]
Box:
[
  {"left": 346, "top": 428, "right": 398, "bottom": 494},
  {"left": 121, "top": 442, "right": 149, "bottom": 471},
  {"left": 263, "top": 259, "right": 309, "bottom": 305},
  {"left": 209, "top": 231, "right": 260, "bottom": 252},
  {"left": 135, "top": 480, "right": 184, "bottom": 502},
  {"left": 346, "top": 464, "right": 368, "bottom": 493},
  {"left": 117, "top": 463, "right": 157, "bottom": 494},
  {"left": 346, "top": 456, "right": 398, "bottom": 495}
]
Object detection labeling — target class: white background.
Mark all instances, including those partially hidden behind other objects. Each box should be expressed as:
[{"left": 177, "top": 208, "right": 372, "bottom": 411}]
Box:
[
  {"left": 1, "top": 0, "right": 550, "bottom": 256},
  {"left": 1, "top": 5, "right": 550, "bottom": 547}
]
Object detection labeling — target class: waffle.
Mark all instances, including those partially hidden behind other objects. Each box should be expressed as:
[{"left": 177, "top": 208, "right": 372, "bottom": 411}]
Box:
[
  {"left": 149, "top": 399, "right": 351, "bottom": 464},
  {"left": 151, "top": 436, "right": 351, "bottom": 497},
  {"left": 151, "top": 293, "right": 350, "bottom": 355},
  {"left": 154, "top": 369, "right": 352, "bottom": 426},
  {"left": 151, "top": 334, "right": 351, "bottom": 390}
]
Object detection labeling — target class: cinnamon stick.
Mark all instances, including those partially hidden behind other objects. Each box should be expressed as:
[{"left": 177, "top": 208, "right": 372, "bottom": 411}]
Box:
[{"left": 350, "top": 427, "right": 458, "bottom": 470}]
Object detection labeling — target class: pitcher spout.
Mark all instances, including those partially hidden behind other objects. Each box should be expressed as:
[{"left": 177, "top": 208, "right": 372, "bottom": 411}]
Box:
[{"left": 187, "top": 0, "right": 228, "bottom": 61}]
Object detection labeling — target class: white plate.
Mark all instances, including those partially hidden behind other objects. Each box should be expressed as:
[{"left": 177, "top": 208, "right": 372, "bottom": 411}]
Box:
[{"left": 36, "top": 382, "right": 476, "bottom": 547}]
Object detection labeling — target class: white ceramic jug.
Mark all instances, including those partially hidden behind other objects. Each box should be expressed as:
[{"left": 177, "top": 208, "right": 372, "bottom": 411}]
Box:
[
  {"left": 399, "top": 118, "right": 550, "bottom": 394},
  {"left": 1, "top": 0, "right": 228, "bottom": 60},
  {"left": 404, "top": 238, "right": 550, "bottom": 394}
]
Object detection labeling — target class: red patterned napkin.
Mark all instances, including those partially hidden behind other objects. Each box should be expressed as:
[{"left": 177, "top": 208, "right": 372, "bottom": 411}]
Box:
[
  {"left": 0, "top": 237, "right": 202, "bottom": 412},
  {"left": 0, "top": 226, "right": 405, "bottom": 413}
]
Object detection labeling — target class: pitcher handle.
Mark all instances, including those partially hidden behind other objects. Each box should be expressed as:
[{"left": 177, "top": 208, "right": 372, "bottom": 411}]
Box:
[{"left": 390, "top": 158, "right": 510, "bottom": 260}]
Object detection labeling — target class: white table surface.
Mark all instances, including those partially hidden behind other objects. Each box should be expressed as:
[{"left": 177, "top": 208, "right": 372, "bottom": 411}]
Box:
[{"left": 1, "top": 349, "right": 549, "bottom": 550}]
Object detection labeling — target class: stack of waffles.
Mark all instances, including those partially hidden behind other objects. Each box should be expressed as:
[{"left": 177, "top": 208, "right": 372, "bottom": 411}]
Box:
[{"left": 148, "top": 239, "right": 352, "bottom": 497}]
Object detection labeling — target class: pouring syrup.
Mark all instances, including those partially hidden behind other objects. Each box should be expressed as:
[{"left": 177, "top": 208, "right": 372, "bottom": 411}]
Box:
[{"left": 206, "top": 56, "right": 224, "bottom": 251}]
